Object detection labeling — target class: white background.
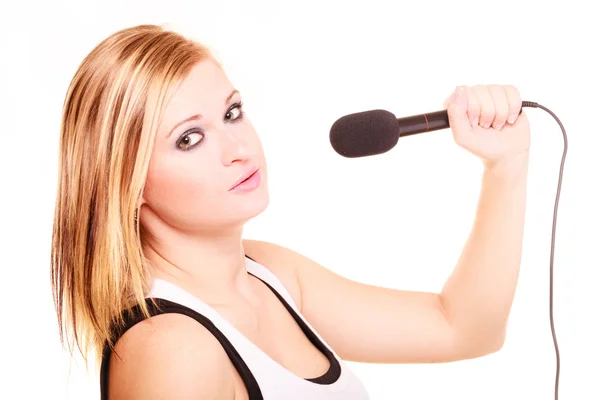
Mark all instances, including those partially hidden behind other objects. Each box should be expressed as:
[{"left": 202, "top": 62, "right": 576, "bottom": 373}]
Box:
[{"left": 1, "top": 0, "right": 598, "bottom": 398}]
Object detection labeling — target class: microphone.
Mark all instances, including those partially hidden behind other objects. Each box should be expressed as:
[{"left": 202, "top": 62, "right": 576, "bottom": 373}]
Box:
[{"left": 329, "top": 104, "right": 530, "bottom": 158}]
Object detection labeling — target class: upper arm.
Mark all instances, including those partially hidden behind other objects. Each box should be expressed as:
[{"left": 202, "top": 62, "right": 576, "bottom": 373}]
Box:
[
  {"left": 244, "top": 240, "right": 470, "bottom": 364},
  {"left": 294, "top": 253, "right": 461, "bottom": 363},
  {"left": 108, "top": 313, "right": 235, "bottom": 400}
]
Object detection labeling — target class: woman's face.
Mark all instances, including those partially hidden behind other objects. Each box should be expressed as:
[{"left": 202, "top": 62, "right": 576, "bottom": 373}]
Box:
[{"left": 141, "top": 60, "right": 269, "bottom": 232}]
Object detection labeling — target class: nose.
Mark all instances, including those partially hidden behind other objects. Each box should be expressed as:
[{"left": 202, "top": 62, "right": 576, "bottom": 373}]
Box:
[{"left": 219, "top": 127, "right": 251, "bottom": 166}]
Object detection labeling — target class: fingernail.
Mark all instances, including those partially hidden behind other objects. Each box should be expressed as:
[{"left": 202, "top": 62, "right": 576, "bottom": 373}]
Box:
[
  {"left": 483, "top": 122, "right": 490, "bottom": 129},
  {"left": 496, "top": 123, "right": 505, "bottom": 130},
  {"left": 508, "top": 114, "right": 517, "bottom": 124},
  {"left": 471, "top": 117, "right": 479, "bottom": 127}
]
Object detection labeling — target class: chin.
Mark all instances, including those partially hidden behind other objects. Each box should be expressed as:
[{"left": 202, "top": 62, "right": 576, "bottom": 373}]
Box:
[
  {"left": 230, "top": 186, "right": 270, "bottom": 225},
  {"left": 247, "top": 187, "right": 270, "bottom": 218}
]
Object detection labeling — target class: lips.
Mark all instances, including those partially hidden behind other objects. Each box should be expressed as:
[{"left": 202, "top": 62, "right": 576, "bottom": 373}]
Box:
[{"left": 229, "top": 167, "right": 259, "bottom": 191}]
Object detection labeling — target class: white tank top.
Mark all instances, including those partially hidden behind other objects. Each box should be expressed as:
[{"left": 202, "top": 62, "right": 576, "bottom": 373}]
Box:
[{"left": 146, "top": 257, "right": 370, "bottom": 399}]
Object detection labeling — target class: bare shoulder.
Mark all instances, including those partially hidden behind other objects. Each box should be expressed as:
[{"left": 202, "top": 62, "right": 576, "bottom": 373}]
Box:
[
  {"left": 242, "top": 239, "right": 304, "bottom": 309},
  {"left": 108, "top": 312, "right": 235, "bottom": 399}
]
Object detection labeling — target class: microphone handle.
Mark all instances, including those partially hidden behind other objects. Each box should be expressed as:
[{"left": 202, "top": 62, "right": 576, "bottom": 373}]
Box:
[
  {"left": 397, "top": 110, "right": 449, "bottom": 138},
  {"left": 398, "top": 105, "right": 527, "bottom": 138}
]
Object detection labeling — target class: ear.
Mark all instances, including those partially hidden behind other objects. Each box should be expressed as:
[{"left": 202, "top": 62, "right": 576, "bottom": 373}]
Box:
[
  {"left": 136, "top": 197, "right": 146, "bottom": 209},
  {"left": 136, "top": 192, "right": 147, "bottom": 209},
  {"left": 134, "top": 197, "right": 146, "bottom": 228}
]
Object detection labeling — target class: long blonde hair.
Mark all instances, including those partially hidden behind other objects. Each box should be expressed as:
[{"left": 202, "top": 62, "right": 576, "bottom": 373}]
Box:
[{"left": 51, "top": 24, "right": 214, "bottom": 366}]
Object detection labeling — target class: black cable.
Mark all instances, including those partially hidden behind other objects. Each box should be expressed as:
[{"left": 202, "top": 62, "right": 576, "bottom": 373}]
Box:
[{"left": 522, "top": 101, "right": 567, "bottom": 400}]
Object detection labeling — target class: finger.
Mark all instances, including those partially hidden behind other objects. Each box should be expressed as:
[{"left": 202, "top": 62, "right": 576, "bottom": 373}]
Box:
[
  {"left": 472, "top": 85, "right": 495, "bottom": 129},
  {"left": 466, "top": 87, "right": 481, "bottom": 127},
  {"left": 443, "top": 89, "right": 458, "bottom": 109},
  {"left": 443, "top": 94, "right": 452, "bottom": 109},
  {"left": 489, "top": 84, "right": 509, "bottom": 130},
  {"left": 447, "top": 86, "right": 472, "bottom": 136},
  {"left": 504, "top": 85, "right": 522, "bottom": 124}
]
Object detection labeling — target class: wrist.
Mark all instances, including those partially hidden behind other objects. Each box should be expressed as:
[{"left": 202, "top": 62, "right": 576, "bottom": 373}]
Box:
[{"left": 483, "top": 152, "right": 530, "bottom": 182}]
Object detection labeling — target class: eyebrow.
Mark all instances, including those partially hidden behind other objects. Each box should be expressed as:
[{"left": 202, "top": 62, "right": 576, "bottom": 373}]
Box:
[{"left": 166, "top": 89, "right": 240, "bottom": 138}]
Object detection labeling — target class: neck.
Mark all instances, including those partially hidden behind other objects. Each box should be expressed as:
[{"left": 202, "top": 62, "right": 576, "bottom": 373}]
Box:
[{"left": 142, "top": 223, "right": 252, "bottom": 304}]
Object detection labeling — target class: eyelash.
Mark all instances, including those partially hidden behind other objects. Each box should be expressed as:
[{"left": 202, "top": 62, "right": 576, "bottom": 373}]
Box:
[
  {"left": 176, "top": 102, "right": 245, "bottom": 151},
  {"left": 227, "top": 101, "right": 245, "bottom": 121}
]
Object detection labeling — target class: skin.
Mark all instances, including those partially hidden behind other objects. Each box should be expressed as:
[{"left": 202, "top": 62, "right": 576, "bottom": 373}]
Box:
[{"left": 108, "top": 60, "right": 530, "bottom": 399}]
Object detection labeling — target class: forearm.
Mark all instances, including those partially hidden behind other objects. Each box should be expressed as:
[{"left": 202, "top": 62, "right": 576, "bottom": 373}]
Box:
[{"left": 440, "top": 153, "right": 529, "bottom": 354}]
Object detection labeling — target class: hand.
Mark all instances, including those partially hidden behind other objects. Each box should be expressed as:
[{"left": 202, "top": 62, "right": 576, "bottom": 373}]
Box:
[{"left": 443, "top": 85, "right": 531, "bottom": 170}]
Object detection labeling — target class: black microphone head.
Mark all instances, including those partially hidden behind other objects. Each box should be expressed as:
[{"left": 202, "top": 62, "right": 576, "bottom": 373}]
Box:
[{"left": 329, "top": 109, "right": 399, "bottom": 158}]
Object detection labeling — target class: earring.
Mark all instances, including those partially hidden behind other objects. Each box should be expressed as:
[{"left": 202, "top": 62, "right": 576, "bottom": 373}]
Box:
[{"left": 134, "top": 208, "right": 139, "bottom": 227}]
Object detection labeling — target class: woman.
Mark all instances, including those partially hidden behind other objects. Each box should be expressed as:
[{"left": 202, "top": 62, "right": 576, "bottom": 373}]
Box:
[{"left": 51, "top": 24, "right": 530, "bottom": 399}]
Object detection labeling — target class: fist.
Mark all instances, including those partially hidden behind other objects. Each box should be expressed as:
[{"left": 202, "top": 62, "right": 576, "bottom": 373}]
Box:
[{"left": 443, "top": 85, "right": 530, "bottom": 167}]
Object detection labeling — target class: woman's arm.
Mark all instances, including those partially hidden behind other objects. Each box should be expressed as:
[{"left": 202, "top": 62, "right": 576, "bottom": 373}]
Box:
[
  {"left": 108, "top": 314, "right": 236, "bottom": 399},
  {"left": 440, "top": 153, "right": 528, "bottom": 356},
  {"left": 244, "top": 84, "right": 531, "bottom": 364}
]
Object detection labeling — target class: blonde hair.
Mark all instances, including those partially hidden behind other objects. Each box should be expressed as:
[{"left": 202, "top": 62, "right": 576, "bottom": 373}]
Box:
[{"left": 51, "top": 24, "right": 214, "bottom": 366}]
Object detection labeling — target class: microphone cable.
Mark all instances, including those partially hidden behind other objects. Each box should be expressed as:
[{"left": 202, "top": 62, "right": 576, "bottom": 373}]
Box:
[
  {"left": 522, "top": 101, "right": 567, "bottom": 400},
  {"left": 330, "top": 100, "right": 568, "bottom": 399}
]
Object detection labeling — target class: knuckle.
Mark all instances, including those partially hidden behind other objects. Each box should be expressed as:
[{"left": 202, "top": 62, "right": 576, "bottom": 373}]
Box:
[
  {"left": 472, "top": 84, "right": 486, "bottom": 96},
  {"left": 504, "top": 85, "right": 522, "bottom": 102},
  {"left": 489, "top": 84, "right": 506, "bottom": 99},
  {"left": 466, "top": 89, "right": 479, "bottom": 111},
  {"left": 504, "top": 84, "right": 519, "bottom": 94}
]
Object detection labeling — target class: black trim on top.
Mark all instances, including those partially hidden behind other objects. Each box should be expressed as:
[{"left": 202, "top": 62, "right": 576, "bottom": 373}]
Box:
[
  {"left": 99, "top": 254, "right": 341, "bottom": 399},
  {"left": 244, "top": 254, "right": 341, "bottom": 383},
  {"left": 99, "top": 298, "right": 263, "bottom": 400},
  {"left": 246, "top": 271, "right": 342, "bottom": 384}
]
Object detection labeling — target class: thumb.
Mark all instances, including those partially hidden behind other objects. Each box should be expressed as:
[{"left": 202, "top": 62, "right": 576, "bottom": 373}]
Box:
[{"left": 446, "top": 86, "right": 471, "bottom": 135}]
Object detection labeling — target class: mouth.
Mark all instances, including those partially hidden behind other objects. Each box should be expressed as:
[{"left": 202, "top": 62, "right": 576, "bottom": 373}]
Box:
[{"left": 229, "top": 167, "right": 260, "bottom": 191}]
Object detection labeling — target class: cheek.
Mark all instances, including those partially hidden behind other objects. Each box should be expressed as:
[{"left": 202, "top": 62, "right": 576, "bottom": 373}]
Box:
[{"left": 144, "top": 157, "right": 219, "bottom": 223}]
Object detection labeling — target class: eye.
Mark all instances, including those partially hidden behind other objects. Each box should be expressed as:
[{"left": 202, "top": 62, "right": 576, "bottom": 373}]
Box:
[
  {"left": 177, "top": 130, "right": 204, "bottom": 151},
  {"left": 225, "top": 102, "right": 244, "bottom": 122}
]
